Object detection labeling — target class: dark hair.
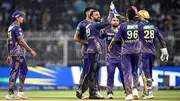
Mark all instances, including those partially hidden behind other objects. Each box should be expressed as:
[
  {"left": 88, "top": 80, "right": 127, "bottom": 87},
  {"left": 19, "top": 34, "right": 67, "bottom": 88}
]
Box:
[
  {"left": 126, "top": 8, "right": 136, "bottom": 20},
  {"left": 90, "top": 10, "right": 98, "bottom": 17},
  {"left": 83, "top": 7, "right": 94, "bottom": 17}
]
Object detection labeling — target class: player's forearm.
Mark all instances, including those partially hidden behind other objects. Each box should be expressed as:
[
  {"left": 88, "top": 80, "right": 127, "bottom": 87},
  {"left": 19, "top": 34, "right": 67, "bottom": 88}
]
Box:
[
  {"left": 159, "top": 39, "right": 167, "bottom": 48},
  {"left": 107, "top": 11, "right": 114, "bottom": 23},
  {"left": 74, "top": 38, "right": 88, "bottom": 45},
  {"left": 97, "top": 21, "right": 110, "bottom": 29},
  {"left": 109, "top": 38, "right": 116, "bottom": 46},
  {"left": 78, "top": 40, "right": 88, "bottom": 45},
  {"left": 18, "top": 37, "right": 32, "bottom": 53}
]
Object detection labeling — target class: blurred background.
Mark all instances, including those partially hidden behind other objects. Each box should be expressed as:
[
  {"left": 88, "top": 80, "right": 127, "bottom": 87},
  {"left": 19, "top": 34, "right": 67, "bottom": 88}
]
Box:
[{"left": 0, "top": 0, "right": 180, "bottom": 90}]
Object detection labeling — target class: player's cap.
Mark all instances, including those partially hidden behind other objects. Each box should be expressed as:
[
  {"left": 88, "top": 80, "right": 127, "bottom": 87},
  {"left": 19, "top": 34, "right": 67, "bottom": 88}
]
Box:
[
  {"left": 12, "top": 11, "right": 25, "bottom": 19},
  {"left": 138, "top": 10, "right": 150, "bottom": 19}
]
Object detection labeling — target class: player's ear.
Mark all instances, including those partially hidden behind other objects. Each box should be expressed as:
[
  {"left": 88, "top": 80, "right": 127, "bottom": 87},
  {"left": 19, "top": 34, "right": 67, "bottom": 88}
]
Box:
[{"left": 90, "top": 16, "right": 93, "bottom": 20}]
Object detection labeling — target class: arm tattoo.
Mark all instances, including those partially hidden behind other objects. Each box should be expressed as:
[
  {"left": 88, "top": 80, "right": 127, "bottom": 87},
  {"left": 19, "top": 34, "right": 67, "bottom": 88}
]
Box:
[{"left": 17, "top": 36, "right": 32, "bottom": 53}]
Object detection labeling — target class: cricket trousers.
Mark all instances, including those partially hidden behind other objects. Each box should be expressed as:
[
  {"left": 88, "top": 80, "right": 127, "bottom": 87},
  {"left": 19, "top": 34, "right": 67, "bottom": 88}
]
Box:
[
  {"left": 106, "top": 61, "right": 125, "bottom": 94},
  {"left": 121, "top": 54, "right": 140, "bottom": 95},
  {"left": 142, "top": 53, "right": 155, "bottom": 93},
  {"left": 8, "top": 56, "right": 28, "bottom": 94},
  {"left": 78, "top": 53, "right": 100, "bottom": 95}
]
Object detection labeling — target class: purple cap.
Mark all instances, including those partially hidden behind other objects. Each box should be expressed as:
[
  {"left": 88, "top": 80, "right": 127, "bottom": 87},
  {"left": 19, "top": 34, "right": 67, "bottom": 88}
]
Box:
[{"left": 12, "top": 11, "right": 25, "bottom": 19}]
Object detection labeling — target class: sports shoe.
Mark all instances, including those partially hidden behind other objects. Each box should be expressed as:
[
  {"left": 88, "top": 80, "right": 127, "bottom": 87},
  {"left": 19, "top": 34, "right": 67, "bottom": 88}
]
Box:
[
  {"left": 76, "top": 90, "right": 83, "bottom": 99},
  {"left": 89, "top": 91, "right": 104, "bottom": 99},
  {"left": 17, "top": 92, "right": 28, "bottom": 99},
  {"left": 141, "top": 93, "right": 146, "bottom": 99},
  {"left": 141, "top": 91, "right": 154, "bottom": 99},
  {"left": 107, "top": 94, "right": 114, "bottom": 99},
  {"left": 133, "top": 88, "right": 139, "bottom": 100},
  {"left": 125, "top": 94, "right": 133, "bottom": 101},
  {"left": 5, "top": 94, "right": 17, "bottom": 100}
]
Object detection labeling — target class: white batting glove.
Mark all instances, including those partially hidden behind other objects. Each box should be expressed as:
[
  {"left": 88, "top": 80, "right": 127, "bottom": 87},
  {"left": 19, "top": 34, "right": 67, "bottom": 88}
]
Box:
[
  {"left": 110, "top": 2, "right": 115, "bottom": 10},
  {"left": 110, "top": 2, "right": 120, "bottom": 18},
  {"left": 160, "top": 48, "right": 169, "bottom": 62}
]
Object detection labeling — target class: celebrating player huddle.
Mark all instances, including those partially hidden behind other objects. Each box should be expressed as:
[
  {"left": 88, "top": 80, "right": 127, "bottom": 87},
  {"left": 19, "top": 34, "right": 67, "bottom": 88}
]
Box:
[{"left": 74, "top": 2, "right": 169, "bottom": 101}]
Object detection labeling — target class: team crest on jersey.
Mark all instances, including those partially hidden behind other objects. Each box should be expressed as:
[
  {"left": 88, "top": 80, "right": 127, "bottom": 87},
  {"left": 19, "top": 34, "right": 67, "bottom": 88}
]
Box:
[{"left": 18, "top": 28, "right": 22, "bottom": 31}]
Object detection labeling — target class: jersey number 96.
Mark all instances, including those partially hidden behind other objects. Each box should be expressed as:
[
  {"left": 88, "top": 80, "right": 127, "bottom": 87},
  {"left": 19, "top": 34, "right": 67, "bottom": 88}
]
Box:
[{"left": 127, "top": 30, "right": 138, "bottom": 39}]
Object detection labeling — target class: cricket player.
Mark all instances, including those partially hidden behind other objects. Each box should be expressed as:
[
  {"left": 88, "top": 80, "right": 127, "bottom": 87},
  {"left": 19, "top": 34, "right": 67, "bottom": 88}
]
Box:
[
  {"left": 110, "top": 4, "right": 140, "bottom": 99},
  {"left": 100, "top": 17, "right": 125, "bottom": 99},
  {"left": 74, "top": 7, "right": 99, "bottom": 99},
  {"left": 84, "top": 8, "right": 115, "bottom": 99},
  {"left": 108, "top": 7, "right": 141, "bottom": 101},
  {"left": 138, "top": 10, "right": 169, "bottom": 99},
  {"left": 5, "top": 11, "right": 37, "bottom": 100}
]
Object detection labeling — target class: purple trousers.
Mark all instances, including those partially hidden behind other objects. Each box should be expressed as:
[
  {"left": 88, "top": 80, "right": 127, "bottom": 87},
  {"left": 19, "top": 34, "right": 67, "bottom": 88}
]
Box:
[{"left": 8, "top": 56, "right": 27, "bottom": 94}]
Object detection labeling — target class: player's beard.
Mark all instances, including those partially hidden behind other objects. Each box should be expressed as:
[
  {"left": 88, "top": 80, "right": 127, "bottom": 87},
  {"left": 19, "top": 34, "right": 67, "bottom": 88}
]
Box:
[
  {"left": 94, "top": 17, "right": 101, "bottom": 22},
  {"left": 112, "top": 24, "right": 119, "bottom": 28}
]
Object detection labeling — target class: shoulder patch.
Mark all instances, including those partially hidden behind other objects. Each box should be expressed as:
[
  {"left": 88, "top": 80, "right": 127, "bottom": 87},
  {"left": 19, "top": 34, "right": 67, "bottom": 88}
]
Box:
[{"left": 18, "top": 28, "right": 22, "bottom": 31}]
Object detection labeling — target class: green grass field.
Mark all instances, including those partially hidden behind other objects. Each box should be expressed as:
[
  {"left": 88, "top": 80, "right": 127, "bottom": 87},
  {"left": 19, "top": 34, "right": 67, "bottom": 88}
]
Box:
[{"left": 0, "top": 90, "right": 180, "bottom": 100}]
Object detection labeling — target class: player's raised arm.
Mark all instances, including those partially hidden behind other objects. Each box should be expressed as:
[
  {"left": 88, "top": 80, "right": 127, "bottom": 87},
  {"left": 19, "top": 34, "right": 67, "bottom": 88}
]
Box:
[
  {"left": 93, "top": 3, "right": 117, "bottom": 30},
  {"left": 110, "top": 2, "right": 125, "bottom": 21},
  {"left": 107, "top": 8, "right": 114, "bottom": 23},
  {"left": 108, "top": 25, "right": 122, "bottom": 51},
  {"left": 17, "top": 36, "right": 36, "bottom": 56},
  {"left": 131, "top": 6, "right": 145, "bottom": 21}
]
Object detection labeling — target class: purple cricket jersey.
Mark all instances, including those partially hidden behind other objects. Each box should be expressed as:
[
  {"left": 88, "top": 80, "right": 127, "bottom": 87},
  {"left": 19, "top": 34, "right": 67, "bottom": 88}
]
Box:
[
  {"left": 114, "top": 20, "right": 141, "bottom": 54},
  {"left": 76, "top": 20, "right": 91, "bottom": 55},
  {"left": 139, "top": 21, "right": 165, "bottom": 55},
  {"left": 101, "top": 28, "right": 121, "bottom": 63},
  {"left": 7, "top": 23, "right": 24, "bottom": 56},
  {"left": 86, "top": 21, "right": 110, "bottom": 54}
]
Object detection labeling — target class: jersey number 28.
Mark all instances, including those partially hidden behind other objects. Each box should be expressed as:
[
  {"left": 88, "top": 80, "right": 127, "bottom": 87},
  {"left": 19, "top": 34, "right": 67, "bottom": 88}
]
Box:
[{"left": 144, "top": 30, "right": 154, "bottom": 39}]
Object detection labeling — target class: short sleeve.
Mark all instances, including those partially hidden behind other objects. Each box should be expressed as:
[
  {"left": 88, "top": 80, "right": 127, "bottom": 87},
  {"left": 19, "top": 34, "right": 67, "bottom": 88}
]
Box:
[
  {"left": 76, "top": 22, "right": 83, "bottom": 31},
  {"left": 15, "top": 27, "right": 24, "bottom": 37}
]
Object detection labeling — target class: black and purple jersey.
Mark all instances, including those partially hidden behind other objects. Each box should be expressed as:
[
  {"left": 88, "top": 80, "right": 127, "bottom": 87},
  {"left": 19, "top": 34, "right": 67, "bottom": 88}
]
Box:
[
  {"left": 114, "top": 20, "right": 141, "bottom": 54},
  {"left": 101, "top": 28, "right": 121, "bottom": 63},
  {"left": 76, "top": 20, "right": 91, "bottom": 54},
  {"left": 86, "top": 21, "right": 110, "bottom": 54},
  {"left": 7, "top": 23, "right": 24, "bottom": 56},
  {"left": 139, "top": 21, "right": 165, "bottom": 55}
]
